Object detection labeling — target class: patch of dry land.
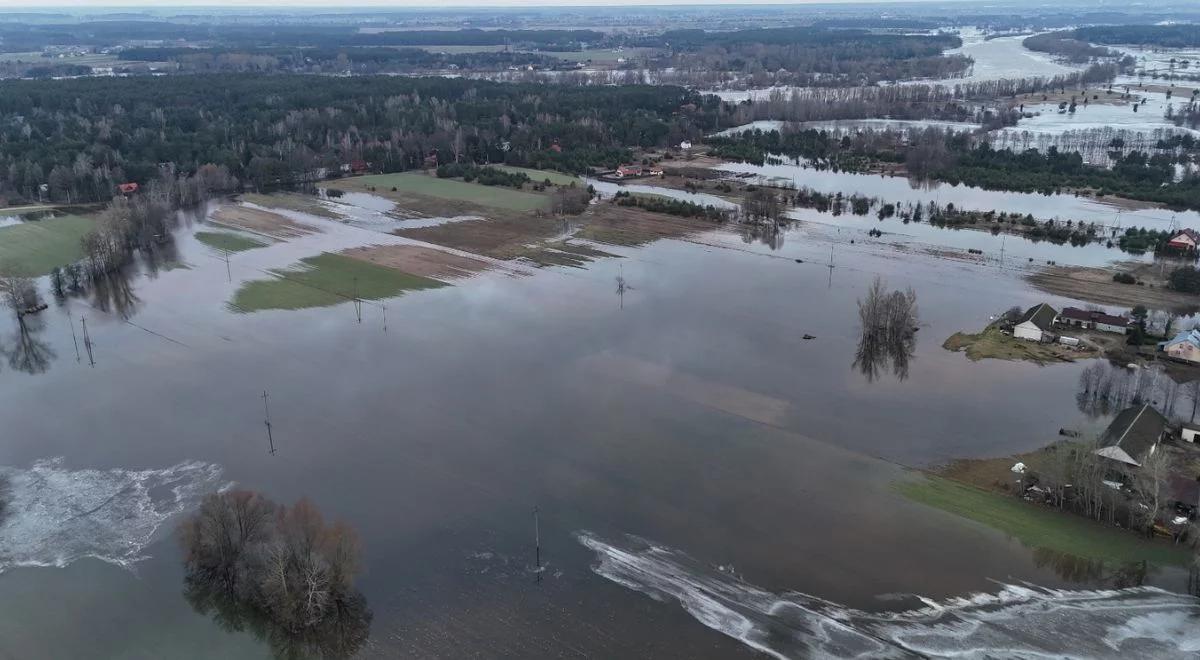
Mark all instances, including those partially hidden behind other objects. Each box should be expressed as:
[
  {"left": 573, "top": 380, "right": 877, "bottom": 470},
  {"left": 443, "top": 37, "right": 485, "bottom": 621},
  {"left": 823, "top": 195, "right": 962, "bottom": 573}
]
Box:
[
  {"left": 574, "top": 204, "right": 714, "bottom": 247},
  {"left": 1012, "top": 87, "right": 1129, "bottom": 107},
  {"left": 1028, "top": 262, "right": 1200, "bottom": 314},
  {"left": 341, "top": 244, "right": 490, "bottom": 281},
  {"left": 943, "top": 324, "right": 1098, "bottom": 365},
  {"left": 211, "top": 205, "right": 318, "bottom": 239}
]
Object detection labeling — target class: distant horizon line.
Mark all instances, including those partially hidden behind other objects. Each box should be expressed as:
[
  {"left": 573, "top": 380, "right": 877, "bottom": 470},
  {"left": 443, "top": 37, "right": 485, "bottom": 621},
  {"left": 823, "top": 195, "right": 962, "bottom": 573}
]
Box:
[{"left": 0, "top": 0, "right": 1050, "bottom": 10}]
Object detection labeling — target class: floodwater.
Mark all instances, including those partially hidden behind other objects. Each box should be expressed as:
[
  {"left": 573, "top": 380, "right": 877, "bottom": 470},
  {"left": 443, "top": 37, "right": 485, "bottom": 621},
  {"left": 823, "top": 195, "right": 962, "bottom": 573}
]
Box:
[
  {"left": 943, "top": 29, "right": 1079, "bottom": 83},
  {"left": 715, "top": 159, "right": 1200, "bottom": 230},
  {"left": 0, "top": 200, "right": 1196, "bottom": 658}
]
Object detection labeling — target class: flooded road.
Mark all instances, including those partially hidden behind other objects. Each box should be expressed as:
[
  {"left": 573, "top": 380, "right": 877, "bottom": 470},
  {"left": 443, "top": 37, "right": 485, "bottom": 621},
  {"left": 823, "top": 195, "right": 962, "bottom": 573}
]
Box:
[{"left": 0, "top": 202, "right": 1194, "bottom": 658}]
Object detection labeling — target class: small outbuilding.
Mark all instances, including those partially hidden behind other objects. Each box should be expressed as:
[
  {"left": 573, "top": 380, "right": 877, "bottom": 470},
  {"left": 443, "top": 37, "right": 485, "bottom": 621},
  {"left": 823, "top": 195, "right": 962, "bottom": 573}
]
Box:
[
  {"left": 1013, "top": 303, "right": 1058, "bottom": 342},
  {"left": 1182, "top": 422, "right": 1200, "bottom": 444}
]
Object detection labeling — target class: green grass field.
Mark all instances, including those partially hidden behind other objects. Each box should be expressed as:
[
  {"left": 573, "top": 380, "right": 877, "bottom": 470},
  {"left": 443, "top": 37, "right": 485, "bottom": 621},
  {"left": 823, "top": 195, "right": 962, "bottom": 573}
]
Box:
[
  {"left": 0, "top": 214, "right": 94, "bottom": 277},
  {"left": 350, "top": 172, "right": 550, "bottom": 212},
  {"left": 195, "top": 231, "right": 268, "bottom": 253},
  {"left": 495, "top": 166, "right": 581, "bottom": 187},
  {"left": 896, "top": 474, "right": 1189, "bottom": 566},
  {"left": 231, "top": 252, "right": 445, "bottom": 312}
]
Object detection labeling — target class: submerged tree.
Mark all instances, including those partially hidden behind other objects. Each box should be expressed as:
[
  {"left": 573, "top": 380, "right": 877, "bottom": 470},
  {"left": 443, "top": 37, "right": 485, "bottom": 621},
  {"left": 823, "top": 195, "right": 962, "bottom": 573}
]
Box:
[
  {"left": 179, "top": 490, "right": 371, "bottom": 659},
  {"left": 853, "top": 277, "right": 919, "bottom": 382}
]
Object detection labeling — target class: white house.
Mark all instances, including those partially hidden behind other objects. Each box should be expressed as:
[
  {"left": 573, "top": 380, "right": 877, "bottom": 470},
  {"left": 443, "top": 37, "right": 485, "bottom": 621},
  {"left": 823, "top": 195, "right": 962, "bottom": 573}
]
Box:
[
  {"left": 1182, "top": 422, "right": 1200, "bottom": 444},
  {"left": 1012, "top": 303, "right": 1058, "bottom": 342},
  {"left": 1159, "top": 329, "right": 1200, "bottom": 365}
]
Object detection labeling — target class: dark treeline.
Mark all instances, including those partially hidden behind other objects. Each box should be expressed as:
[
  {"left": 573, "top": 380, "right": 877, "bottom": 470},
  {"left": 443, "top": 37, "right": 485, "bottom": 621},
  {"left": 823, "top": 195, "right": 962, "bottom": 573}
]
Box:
[
  {"left": 727, "top": 66, "right": 1116, "bottom": 124},
  {"left": 641, "top": 27, "right": 961, "bottom": 51},
  {"left": 612, "top": 191, "right": 732, "bottom": 222},
  {"left": 117, "top": 46, "right": 561, "bottom": 74},
  {"left": 0, "top": 22, "right": 603, "bottom": 52},
  {"left": 648, "top": 28, "right": 970, "bottom": 87},
  {"left": 1022, "top": 32, "right": 1130, "bottom": 64},
  {"left": 713, "top": 125, "right": 1200, "bottom": 211},
  {"left": 1073, "top": 24, "right": 1200, "bottom": 48},
  {"left": 435, "top": 163, "right": 528, "bottom": 188},
  {"left": 0, "top": 74, "right": 713, "bottom": 203}
]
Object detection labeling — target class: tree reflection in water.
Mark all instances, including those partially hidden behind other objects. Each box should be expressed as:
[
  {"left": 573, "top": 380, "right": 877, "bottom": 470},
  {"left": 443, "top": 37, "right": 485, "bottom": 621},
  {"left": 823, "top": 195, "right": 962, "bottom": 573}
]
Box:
[
  {"left": 184, "top": 577, "right": 372, "bottom": 660},
  {"left": 179, "top": 491, "right": 372, "bottom": 660},
  {"left": 853, "top": 277, "right": 918, "bottom": 382},
  {"left": 2, "top": 316, "right": 55, "bottom": 375},
  {"left": 90, "top": 267, "right": 142, "bottom": 320},
  {"left": 1075, "top": 362, "right": 1190, "bottom": 419},
  {"left": 1031, "top": 547, "right": 1148, "bottom": 589}
]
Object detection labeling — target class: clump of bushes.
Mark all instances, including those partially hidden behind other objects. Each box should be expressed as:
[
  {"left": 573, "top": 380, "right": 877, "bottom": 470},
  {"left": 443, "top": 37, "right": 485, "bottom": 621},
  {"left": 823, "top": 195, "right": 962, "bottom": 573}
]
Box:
[
  {"left": 179, "top": 490, "right": 371, "bottom": 656},
  {"left": 1112, "top": 272, "right": 1137, "bottom": 284}
]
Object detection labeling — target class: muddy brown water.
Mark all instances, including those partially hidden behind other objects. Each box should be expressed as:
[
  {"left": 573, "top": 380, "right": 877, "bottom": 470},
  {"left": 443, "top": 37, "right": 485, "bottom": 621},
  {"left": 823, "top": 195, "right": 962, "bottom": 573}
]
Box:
[{"left": 0, "top": 202, "right": 1195, "bottom": 658}]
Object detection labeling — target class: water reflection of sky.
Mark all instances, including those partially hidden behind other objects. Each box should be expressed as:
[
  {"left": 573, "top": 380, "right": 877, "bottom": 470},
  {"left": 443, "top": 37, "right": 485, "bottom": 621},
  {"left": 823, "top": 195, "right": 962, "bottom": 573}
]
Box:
[
  {"left": 716, "top": 159, "right": 1200, "bottom": 229},
  {"left": 0, "top": 198, "right": 1193, "bottom": 657}
]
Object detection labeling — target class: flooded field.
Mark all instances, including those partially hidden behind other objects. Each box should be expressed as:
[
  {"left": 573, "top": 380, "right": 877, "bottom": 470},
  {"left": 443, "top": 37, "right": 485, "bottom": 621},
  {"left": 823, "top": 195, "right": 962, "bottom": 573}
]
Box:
[
  {"left": 0, "top": 191, "right": 1196, "bottom": 658},
  {"left": 714, "top": 159, "right": 1200, "bottom": 231}
]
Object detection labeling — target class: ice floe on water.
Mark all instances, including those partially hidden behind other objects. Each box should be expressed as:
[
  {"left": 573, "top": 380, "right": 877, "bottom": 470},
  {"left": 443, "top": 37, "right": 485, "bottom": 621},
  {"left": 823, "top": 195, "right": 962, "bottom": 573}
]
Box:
[
  {"left": 0, "top": 458, "right": 224, "bottom": 573},
  {"left": 577, "top": 531, "right": 1200, "bottom": 659}
]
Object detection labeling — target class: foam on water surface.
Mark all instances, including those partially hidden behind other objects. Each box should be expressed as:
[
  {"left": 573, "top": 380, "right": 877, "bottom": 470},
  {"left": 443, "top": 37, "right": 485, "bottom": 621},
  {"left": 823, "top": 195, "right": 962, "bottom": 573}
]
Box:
[
  {"left": 578, "top": 531, "right": 1200, "bottom": 659},
  {"left": 0, "top": 458, "right": 224, "bottom": 572}
]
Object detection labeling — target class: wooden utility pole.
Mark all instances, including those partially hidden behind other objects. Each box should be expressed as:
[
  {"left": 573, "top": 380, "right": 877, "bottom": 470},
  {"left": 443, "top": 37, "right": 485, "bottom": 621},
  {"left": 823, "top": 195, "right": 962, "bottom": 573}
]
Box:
[
  {"left": 353, "top": 277, "right": 361, "bottom": 323},
  {"left": 263, "top": 390, "right": 276, "bottom": 455},
  {"left": 81, "top": 316, "right": 95, "bottom": 366},
  {"left": 533, "top": 506, "right": 541, "bottom": 582},
  {"left": 68, "top": 311, "right": 80, "bottom": 362}
]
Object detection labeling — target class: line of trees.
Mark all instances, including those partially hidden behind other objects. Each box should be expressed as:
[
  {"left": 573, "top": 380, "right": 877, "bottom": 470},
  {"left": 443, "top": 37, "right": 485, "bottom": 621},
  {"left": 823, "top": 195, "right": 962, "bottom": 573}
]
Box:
[{"left": 612, "top": 191, "right": 732, "bottom": 221}]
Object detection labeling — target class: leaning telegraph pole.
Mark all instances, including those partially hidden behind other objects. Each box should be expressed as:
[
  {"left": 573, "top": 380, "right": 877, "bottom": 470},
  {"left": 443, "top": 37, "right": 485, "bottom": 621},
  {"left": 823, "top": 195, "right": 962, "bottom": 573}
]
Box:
[
  {"left": 263, "top": 390, "right": 276, "bottom": 455},
  {"left": 81, "top": 316, "right": 95, "bottom": 366},
  {"left": 533, "top": 506, "right": 541, "bottom": 582}
]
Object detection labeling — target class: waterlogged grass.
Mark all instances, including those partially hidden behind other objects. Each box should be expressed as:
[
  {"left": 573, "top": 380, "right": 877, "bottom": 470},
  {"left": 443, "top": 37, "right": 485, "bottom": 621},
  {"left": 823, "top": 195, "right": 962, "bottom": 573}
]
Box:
[
  {"left": 349, "top": 172, "right": 550, "bottom": 212},
  {"left": 231, "top": 252, "right": 445, "bottom": 312},
  {"left": 896, "top": 474, "right": 1189, "bottom": 566},
  {"left": 195, "top": 231, "right": 268, "bottom": 253},
  {"left": 0, "top": 214, "right": 94, "bottom": 276},
  {"left": 942, "top": 324, "right": 1093, "bottom": 365},
  {"left": 242, "top": 192, "right": 341, "bottom": 219},
  {"left": 495, "top": 166, "right": 580, "bottom": 187}
]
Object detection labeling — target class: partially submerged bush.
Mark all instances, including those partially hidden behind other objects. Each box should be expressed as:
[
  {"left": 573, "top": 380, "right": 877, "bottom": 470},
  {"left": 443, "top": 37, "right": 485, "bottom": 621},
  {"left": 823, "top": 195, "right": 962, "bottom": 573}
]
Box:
[{"left": 179, "top": 490, "right": 370, "bottom": 657}]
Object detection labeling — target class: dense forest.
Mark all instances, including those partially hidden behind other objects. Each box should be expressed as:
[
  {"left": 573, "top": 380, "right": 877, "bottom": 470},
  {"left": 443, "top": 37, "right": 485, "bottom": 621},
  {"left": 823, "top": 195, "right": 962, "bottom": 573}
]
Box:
[
  {"left": 1022, "top": 32, "right": 1129, "bottom": 64},
  {"left": 1073, "top": 24, "right": 1200, "bottom": 48},
  {"left": 0, "top": 22, "right": 604, "bottom": 52},
  {"left": 117, "top": 47, "right": 563, "bottom": 74},
  {"left": 0, "top": 74, "right": 714, "bottom": 204},
  {"left": 648, "top": 28, "right": 971, "bottom": 87}
]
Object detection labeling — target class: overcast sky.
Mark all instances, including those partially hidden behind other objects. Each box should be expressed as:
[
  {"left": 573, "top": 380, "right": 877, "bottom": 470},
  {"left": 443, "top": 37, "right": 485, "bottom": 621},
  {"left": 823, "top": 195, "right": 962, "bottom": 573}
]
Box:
[{"left": 0, "top": 0, "right": 925, "bottom": 8}]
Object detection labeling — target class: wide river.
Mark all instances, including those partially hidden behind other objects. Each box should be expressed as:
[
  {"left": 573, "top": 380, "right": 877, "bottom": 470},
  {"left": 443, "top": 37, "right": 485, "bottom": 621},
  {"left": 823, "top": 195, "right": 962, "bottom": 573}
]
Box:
[{"left": 0, "top": 199, "right": 1197, "bottom": 658}]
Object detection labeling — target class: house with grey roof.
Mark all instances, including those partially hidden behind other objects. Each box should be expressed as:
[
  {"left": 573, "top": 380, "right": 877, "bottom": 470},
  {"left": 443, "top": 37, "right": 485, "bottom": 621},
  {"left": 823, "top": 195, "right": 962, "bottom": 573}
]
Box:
[
  {"left": 1094, "top": 404, "right": 1168, "bottom": 468},
  {"left": 1013, "top": 303, "right": 1058, "bottom": 342}
]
